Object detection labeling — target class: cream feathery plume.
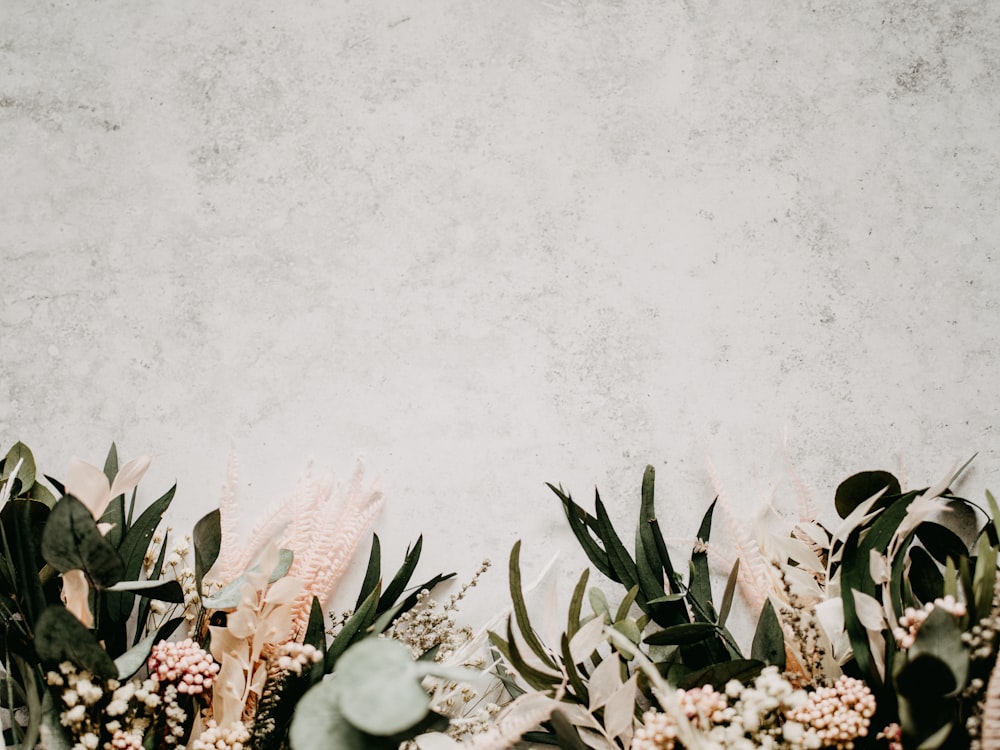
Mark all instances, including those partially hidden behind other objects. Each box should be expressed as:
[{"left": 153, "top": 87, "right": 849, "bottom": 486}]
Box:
[
  {"left": 705, "top": 456, "right": 771, "bottom": 618},
  {"left": 212, "top": 451, "right": 245, "bottom": 585},
  {"left": 206, "top": 458, "right": 383, "bottom": 641},
  {"left": 285, "top": 463, "right": 383, "bottom": 637},
  {"left": 782, "top": 431, "right": 816, "bottom": 523}
]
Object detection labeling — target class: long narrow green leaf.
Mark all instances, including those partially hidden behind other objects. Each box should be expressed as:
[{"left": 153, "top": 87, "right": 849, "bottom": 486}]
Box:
[
  {"left": 635, "top": 466, "right": 669, "bottom": 608},
  {"left": 489, "top": 619, "right": 560, "bottom": 692},
  {"left": 549, "top": 484, "right": 614, "bottom": 580},
  {"left": 549, "top": 710, "right": 590, "bottom": 750},
  {"left": 566, "top": 568, "right": 589, "bottom": 640},
  {"left": 974, "top": 532, "right": 998, "bottom": 621},
  {"left": 643, "top": 622, "right": 719, "bottom": 646},
  {"left": 689, "top": 500, "right": 716, "bottom": 621},
  {"left": 102, "top": 443, "right": 119, "bottom": 485},
  {"left": 106, "top": 486, "right": 176, "bottom": 621},
  {"left": 192, "top": 508, "right": 221, "bottom": 596},
  {"left": 614, "top": 584, "right": 641, "bottom": 623},
  {"left": 594, "top": 492, "right": 639, "bottom": 590},
  {"left": 1, "top": 499, "right": 48, "bottom": 628},
  {"left": 841, "top": 491, "right": 917, "bottom": 685},
  {"left": 356, "top": 534, "right": 382, "bottom": 610},
  {"left": 559, "top": 633, "right": 590, "bottom": 705},
  {"left": 395, "top": 572, "right": 456, "bottom": 616},
  {"left": 303, "top": 596, "right": 327, "bottom": 684},
  {"left": 717, "top": 559, "right": 740, "bottom": 629},
  {"left": 326, "top": 583, "right": 380, "bottom": 671},
  {"left": 508, "top": 541, "right": 558, "bottom": 670},
  {"left": 378, "top": 536, "right": 422, "bottom": 613}
]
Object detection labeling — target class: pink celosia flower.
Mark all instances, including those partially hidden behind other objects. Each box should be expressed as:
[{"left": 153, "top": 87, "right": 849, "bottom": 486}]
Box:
[{"left": 148, "top": 639, "right": 220, "bottom": 695}]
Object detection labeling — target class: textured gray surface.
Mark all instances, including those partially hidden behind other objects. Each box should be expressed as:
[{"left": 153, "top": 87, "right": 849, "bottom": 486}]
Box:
[{"left": 2, "top": 1, "right": 999, "bottom": 621}]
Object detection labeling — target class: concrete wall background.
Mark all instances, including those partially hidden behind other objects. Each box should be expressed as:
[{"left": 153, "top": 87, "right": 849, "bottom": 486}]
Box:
[{"left": 3, "top": 1, "right": 999, "bottom": 623}]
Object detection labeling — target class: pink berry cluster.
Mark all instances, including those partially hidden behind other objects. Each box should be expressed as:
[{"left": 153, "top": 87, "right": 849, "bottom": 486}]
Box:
[
  {"left": 147, "top": 638, "right": 220, "bottom": 695},
  {"left": 787, "top": 675, "right": 876, "bottom": 749},
  {"left": 893, "top": 595, "right": 967, "bottom": 649}
]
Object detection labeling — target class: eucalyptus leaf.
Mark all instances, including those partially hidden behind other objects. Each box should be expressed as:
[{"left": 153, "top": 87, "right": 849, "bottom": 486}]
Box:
[
  {"left": 643, "top": 622, "right": 718, "bottom": 646},
  {"left": 335, "top": 638, "right": 430, "bottom": 736},
  {"left": 193, "top": 508, "right": 221, "bottom": 596},
  {"left": 41, "top": 495, "right": 124, "bottom": 588},
  {"left": 2, "top": 442, "right": 36, "bottom": 496},
  {"left": 751, "top": 599, "right": 785, "bottom": 669},
  {"left": 201, "top": 548, "right": 295, "bottom": 609},
  {"left": 289, "top": 676, "right": 366, "bottom": 750},
  {"left": 106, "top": 578, "right": 185, "bottom": 602},
  {"left": 115, "top": 617, "right": 182, "bottom": 679},
  {"left": 835, "top": 470, "right": 900, "bottom": 519},
  {"left": 35, "top": 606, "right": 117, "bottom": 679}
]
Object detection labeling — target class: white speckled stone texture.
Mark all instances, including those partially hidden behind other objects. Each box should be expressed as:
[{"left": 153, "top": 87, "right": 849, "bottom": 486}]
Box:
[{"left": 2, "top": 1, "right": 999, "bottom": 622}]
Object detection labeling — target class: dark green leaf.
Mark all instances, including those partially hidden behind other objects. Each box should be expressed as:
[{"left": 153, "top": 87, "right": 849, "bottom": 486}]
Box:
[
  {"left": 549, "top": 483, "right": 614, "bottom": 580},
  {"left": 356, "top": 534, "right": 382, "bottom": 610},
  {"left": 678, "top": 659, "right": 765, "bottom": 690},
  {"left": 193, "top": 507, "right": 221, "bottom": 596},
  {"left": 908, "top": 546, "right": 944, "bottom": 605},
  {"left": 107, "top": 579, "right": 184, "bottom": 602},
  {"left": 2, "top": 442, "right": 36, "bottom": 496},
  {"left": 689, "top": 500, "right": 716, "bottom": 621},
  {"left": 489, "top": 619, "right": 560, "bottom": 692},
  {"left": 717, "top": 560, "right": 740, "bottom": 629},
  {"left": 835, "top": 470, "right": 900, "bottom": 519},
  {"left": 104, "top": 486, "right": 176, "bottom": 622},
  {"left": 0, "top": 499, "right": 49, "bottom": 627},
  {"left": 559, "top": 633, "right": 589, "bottom": 705},
  {"left": 508, "top": 540, "right": 558, "bottom": 670},
  {"left": 41, "top": 495, "right": 124, "bottom": 588},
  {"left": 643, "top": 622, "right": 719, "bottom": 646},
  {"left": 915, "top": 522, "right": 969, "bottom": 565},
  {"left": 566, "top": 568, "right": 589, "bottom": 639},
  {"left": 594, "top": 491, "right": 640, "bottom": 590},
  {"left": 549, "top": 710, "right": 590, "bottom": 750},
  {"left": 102, "top": 443, "right": 119, "bottom": 485},
  {"left": 115, "top": 617, "right": 182, "bottom": 679},
  {"left": 325, "top": 584, "right": 380, "bottom": 671},
  {"left": 35, "top": 606, "right": 117, "bottom": 679},
  {"left": 304, "top": 596, "right": 327, "bottom": 684},
  {"left": 378, "top": 536, "right": 422, "bottom": 614},
  {"left": 751, "top": 599, "right": 785, "bottom": 669}
]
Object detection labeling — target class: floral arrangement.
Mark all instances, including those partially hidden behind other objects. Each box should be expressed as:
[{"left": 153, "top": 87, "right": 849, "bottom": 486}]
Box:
[{"left": 2, "top": 441, "right": 1000, "bottom": 750}]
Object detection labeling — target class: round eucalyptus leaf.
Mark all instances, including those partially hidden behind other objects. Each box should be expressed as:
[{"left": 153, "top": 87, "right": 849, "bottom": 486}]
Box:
[
  {"left": 35, "top": 606, "right": 117, "bottom": 679},
  {"left": 290, "top": 677, "right": 366, "bottom": 750},
  {"left": 41, "top": 495, "right": 124, "bottom": 587},
  {"left": 835, "top": 470, "right": 901, "bottom": 519},
  {"left": 335, "top": 638, "right": 430, "bottom": 736}
]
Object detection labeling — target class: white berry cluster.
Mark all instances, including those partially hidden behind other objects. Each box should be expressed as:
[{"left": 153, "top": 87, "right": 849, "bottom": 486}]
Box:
[
  {"left": 46, "top": 661, "right": 160, "bottom": 750},
  {"left": 144, "top": 532, "right": 200, "bottom": 623},
  {"left": 274, "top": 642, "right": 323, "bottom": 675},
  {"left": 188, "top": 718, "right": 251, "bottom": 750},
  {"left": 631, "top": 667, "right": 880, "bottom": 750},
  {"left": 786, "top": 675, "right": 877, "bottom": 749}
]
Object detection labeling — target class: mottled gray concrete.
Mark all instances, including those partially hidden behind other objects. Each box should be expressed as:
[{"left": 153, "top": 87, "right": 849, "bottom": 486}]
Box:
[{"left": 2, "top": 1, "right": 999, "bottom": 622}]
